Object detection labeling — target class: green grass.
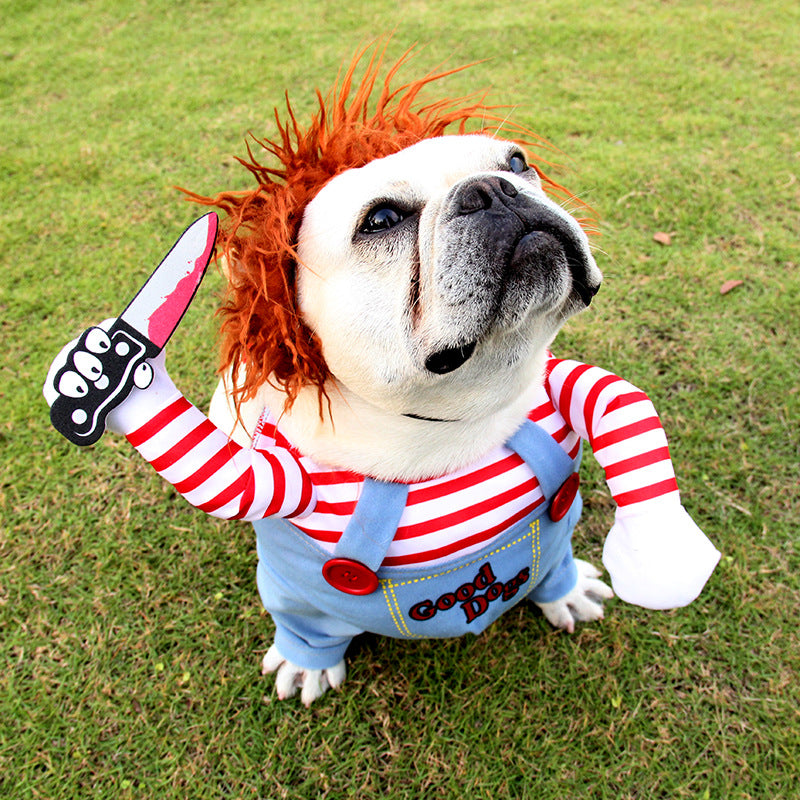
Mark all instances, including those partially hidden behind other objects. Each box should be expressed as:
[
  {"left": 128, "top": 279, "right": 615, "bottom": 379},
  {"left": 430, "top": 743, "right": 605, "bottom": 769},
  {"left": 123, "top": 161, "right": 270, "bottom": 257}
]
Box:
[{"left": 2, "top": 0, "right": 798, "bottom": 797}]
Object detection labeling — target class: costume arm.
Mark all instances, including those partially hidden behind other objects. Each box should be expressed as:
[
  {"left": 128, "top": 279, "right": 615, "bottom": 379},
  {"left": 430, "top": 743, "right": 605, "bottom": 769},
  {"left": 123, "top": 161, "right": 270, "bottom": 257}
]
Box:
[
  {"left": 544, "top": 357, "right": 680, "bottom": 512},
  {"left": 105, "top": 355, "right": 314, "bottom": 521},
  {"left": 545, "top": 357, "right": 720, "bottom": 609}
]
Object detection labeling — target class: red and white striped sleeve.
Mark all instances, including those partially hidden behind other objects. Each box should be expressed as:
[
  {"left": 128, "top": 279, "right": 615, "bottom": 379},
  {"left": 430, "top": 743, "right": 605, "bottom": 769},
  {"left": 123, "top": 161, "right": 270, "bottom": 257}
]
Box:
[
  {"left": 544, "top": 356, "right": 681, "bottom": 513},
  {"left": 125, "top": 395, "right": 315, "bottom": 521}
]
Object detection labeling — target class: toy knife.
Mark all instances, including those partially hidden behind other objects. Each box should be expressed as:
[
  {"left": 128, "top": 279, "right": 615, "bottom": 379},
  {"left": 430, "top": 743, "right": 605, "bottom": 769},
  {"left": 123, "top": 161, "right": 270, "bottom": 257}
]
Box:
[{"left": 49, "top": 212, "right": 218, "bottom": 446}]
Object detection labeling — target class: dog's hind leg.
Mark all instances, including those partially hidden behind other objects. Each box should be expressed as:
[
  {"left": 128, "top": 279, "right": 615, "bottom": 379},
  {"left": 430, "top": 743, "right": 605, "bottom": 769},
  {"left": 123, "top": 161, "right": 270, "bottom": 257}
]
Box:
[{"left": 261, "top": 645, "right": 347, "bottom": 706}]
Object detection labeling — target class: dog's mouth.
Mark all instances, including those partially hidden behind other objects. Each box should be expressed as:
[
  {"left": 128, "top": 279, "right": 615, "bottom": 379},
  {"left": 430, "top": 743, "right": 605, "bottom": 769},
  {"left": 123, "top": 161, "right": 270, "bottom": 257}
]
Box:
[{"left": 424, "top": 341, "right": 477, "bottom": 374}]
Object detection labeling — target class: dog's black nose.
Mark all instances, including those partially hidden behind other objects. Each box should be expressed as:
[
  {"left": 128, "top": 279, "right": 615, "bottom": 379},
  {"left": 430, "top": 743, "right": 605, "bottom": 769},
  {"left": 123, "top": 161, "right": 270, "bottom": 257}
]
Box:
[{"left": 456, "top": 176, "right": 518, "bottom": 215}]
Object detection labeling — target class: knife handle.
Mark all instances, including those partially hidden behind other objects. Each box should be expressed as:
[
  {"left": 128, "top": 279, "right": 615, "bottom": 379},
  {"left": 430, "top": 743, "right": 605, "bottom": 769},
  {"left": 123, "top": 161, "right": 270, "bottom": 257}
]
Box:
[{"left": 49, "top": 320, "right": 160, "bottom": 446}]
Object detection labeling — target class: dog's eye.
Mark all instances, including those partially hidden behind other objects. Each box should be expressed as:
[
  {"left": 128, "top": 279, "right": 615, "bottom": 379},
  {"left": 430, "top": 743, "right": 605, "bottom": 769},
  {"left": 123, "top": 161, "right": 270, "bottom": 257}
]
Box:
[
  {"left": 360, "top": 204, "right": 406, "bottom": 234},
  {"left": 508, "top": 153, "right": 528, "bottom": 174}
]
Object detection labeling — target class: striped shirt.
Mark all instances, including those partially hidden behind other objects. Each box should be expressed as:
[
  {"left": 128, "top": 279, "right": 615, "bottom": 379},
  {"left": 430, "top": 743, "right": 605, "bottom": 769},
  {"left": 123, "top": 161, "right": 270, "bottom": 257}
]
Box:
[{"left": 126, "top": 355, "right": 680, "bottom": 568}]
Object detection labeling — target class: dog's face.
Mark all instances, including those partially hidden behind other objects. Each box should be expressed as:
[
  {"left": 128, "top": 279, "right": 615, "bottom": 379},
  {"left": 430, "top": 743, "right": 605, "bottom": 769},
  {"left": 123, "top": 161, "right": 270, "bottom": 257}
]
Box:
[{"left": 296, "top": 135, "right": 601, "bottom": 422}]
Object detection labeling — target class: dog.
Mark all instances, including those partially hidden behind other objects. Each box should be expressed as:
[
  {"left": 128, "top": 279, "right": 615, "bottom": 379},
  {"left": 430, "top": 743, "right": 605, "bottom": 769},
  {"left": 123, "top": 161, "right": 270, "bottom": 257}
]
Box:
[{"left": 46, "top": 48, "right": 720, "bottom": 706}]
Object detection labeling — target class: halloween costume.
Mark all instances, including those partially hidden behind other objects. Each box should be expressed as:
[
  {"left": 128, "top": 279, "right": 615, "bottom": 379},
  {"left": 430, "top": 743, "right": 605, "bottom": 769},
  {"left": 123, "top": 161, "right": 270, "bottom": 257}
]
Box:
[
  {"left": 114, "top": 352, "right": 718, "bottom": 667},
  {"left": 124, "top": 355, "right": 680, "bottom": 555},
  {"left": 253, "top": 417, "right": 583, "bottom": 668},
  {"left": 44, "top": 49, "right": 723, "bottom": 706}
]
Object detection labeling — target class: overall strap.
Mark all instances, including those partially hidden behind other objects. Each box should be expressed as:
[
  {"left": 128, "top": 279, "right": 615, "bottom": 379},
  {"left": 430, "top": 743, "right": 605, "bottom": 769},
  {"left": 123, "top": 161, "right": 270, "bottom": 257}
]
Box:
[
  {"left": 506, "top": 419, "right": 581, "bottom": 501},
  {"left": 332, "top": 478, "right": 409, "bottom": 572},
  {"left": 332, "top": 419, "right": 579, "bottom": 570}
]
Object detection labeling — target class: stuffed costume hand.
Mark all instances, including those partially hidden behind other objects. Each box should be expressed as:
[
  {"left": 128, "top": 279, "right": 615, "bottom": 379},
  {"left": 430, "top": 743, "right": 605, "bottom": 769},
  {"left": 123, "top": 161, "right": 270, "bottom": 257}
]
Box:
[
  {"left": 44, "top": 318, "right": 181, "bottom": 438},
  {"left": 602, "top": 502, "right": 721, "bottom": 610}
]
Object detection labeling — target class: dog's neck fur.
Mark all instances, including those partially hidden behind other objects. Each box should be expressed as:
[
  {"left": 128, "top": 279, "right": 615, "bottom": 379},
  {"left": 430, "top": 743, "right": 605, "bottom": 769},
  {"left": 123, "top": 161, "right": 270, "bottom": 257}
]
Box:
[{"left": 209, "top": 353, "right": 547, "bottom": 482}]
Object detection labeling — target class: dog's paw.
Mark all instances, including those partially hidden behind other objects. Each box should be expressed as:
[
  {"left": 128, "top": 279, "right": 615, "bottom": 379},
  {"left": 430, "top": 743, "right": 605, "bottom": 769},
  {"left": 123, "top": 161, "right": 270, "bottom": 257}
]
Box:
[
  {"left": 261, "top": 645, "right": 346, "bottom": 706},
  {"left": 535, "top": 559, "right": 614, "bottom": 633}
]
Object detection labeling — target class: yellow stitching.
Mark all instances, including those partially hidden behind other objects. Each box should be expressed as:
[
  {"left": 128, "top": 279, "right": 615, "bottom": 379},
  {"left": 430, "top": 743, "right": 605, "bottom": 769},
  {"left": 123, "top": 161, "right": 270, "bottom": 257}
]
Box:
[
  {"left": 383, "top": 521, "right": 541, "bottom": 633},
  {"left": 389, "top": 580, "right": 414, "bottom": 637},
  {"left": 381, "top": 579, "right": 418, "bottom": 638},
  {"left": 521, "top": 518, "right": 540, "bottom": 600},
  {"left": 387, "top": 526, "right": 537, "bottom": 589},
  {"left": 381, "top": 581, "right": 408, "bottom": 637}
]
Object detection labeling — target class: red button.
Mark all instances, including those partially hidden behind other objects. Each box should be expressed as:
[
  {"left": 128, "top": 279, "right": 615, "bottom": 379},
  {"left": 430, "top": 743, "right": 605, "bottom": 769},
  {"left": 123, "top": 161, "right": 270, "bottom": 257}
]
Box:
[
  {"left": 549, "top": 472, "right": 580, "bottom": 522},
  {"left": 322, "top": 558, "right": 379, "bottom": 596}
]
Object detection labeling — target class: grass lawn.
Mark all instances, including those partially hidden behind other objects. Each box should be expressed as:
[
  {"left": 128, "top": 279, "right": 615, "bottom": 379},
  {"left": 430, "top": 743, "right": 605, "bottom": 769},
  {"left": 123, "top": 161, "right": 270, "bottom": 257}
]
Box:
[{"left": 2, "top": 0, "right": 798, "bottom": 797}]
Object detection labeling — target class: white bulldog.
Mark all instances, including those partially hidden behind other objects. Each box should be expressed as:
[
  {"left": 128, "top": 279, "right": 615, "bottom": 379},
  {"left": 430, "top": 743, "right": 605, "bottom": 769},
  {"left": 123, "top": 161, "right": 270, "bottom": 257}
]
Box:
[
  {"left": 205, "top": 134, "right": 717, "bottom": 703},
  {"left": 46, "top": 87, "right": 719, "bottom": 707}
]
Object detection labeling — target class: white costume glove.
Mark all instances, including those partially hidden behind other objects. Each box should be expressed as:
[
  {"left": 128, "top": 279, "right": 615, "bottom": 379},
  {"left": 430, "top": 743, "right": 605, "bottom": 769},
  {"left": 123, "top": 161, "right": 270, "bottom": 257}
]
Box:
[
  {"left": 44, "top": 319, "right": 181, "bottom": 438},
  {"left": 103, "top": 350, "right": 180, "bottom": 435},
  {"left": 602, "top": 501, "right": 721, "bottom": 610}
]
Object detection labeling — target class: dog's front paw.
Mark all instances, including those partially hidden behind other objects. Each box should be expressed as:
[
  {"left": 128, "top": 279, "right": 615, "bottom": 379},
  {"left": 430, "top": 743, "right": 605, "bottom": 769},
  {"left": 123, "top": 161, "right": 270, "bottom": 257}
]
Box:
[
  {"left": 261, "top": 645, "right": 346, "bottom": 706},
  {"left": 535, "top": 559, "right": 614, "bottom": 633}
]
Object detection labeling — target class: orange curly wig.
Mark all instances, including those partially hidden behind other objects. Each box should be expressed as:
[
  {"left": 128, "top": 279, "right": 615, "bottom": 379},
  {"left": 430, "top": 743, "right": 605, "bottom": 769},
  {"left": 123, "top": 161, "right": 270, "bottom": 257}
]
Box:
[{"left": 186, "top": 43, "right": 591, "bottom": 416}]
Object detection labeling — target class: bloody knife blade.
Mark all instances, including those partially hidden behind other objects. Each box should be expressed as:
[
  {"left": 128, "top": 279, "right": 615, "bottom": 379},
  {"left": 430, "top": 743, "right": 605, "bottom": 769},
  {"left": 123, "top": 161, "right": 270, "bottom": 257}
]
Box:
[{"left": 49, "top": 212, "right": 218, "bottom": 446}]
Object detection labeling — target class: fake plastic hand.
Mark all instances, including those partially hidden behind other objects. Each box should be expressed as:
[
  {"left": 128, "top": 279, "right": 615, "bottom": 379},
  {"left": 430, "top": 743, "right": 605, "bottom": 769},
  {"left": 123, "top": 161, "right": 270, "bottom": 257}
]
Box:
[
  {"left": 602, "top": 502, "right": 721, "bottom": 610},
  {"left": 44, "top": 318, "right": 181, "bottom": 438}
]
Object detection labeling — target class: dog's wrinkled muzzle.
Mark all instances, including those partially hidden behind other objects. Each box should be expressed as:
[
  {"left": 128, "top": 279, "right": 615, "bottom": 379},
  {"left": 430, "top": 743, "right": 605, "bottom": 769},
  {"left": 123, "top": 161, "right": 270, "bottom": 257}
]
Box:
[
  {"left": 422, "top": 175, "right": 599, "bottom": 375},
  {"left": 454, "top": 175, "right": 598, "bottom": 307}
]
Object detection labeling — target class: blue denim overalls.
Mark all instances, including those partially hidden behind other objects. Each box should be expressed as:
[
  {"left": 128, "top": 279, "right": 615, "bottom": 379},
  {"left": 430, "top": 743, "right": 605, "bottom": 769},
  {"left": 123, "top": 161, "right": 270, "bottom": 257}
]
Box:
[{"left": 252, "top": 419, "right": 582, "bottom": 670}]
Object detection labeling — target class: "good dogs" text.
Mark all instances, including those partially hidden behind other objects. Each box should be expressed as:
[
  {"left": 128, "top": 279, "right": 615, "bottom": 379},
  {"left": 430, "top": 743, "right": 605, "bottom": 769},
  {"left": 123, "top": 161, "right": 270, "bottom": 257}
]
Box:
[{"left": 408, "top": 562, "right": 530, "bottom": 624}]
